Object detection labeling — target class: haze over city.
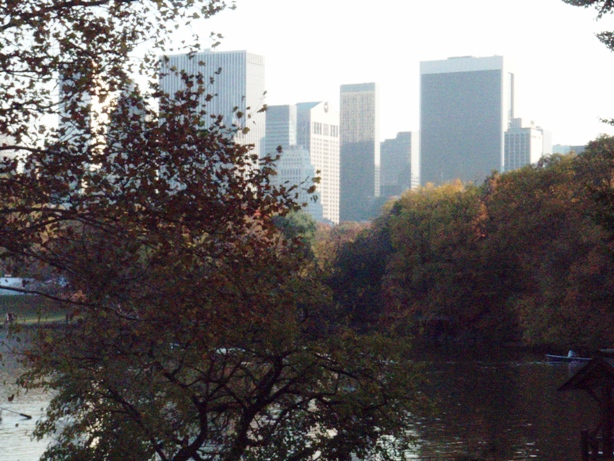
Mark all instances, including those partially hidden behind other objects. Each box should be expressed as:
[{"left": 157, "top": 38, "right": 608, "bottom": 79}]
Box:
[{"left": 170, "top": 0, "right": 614, "bottom": 146}]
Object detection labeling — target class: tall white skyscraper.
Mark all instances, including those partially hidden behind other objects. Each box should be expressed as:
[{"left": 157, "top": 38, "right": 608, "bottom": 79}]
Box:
[
  {"left": 265, "top": 102, "right": 340, "bottom": 224},
  {"left": 420, "top": 56, "right": 514, "bottom": 186},
  {"left": 296, "top": 102, "right": 339, "bottom": 224},
  {"left": 160, "top": 49, "right": 266, "bottom": 158},
  {"left": 340, "top": 83, "right": 379, "bottom": 222}
]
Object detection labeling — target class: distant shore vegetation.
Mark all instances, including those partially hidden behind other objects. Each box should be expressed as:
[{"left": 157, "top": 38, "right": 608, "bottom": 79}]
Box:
[{"left": 317, "top": 136, "right": 614, "bottom": 351}]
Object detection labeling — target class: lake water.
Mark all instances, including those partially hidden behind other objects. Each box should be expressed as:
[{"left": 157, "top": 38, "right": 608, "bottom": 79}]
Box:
[
  {"left": 0, "top": 334, "right": 49, "bottom": 461},
  {"left": 411, "top": 348, "right": 597, "bottom": 460},
  {"left": 0, "top": 346, "right": 598, "bottom": 461}
]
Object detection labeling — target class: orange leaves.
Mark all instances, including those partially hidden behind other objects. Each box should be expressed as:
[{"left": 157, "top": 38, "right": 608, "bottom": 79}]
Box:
[{"left": 336, "top": 148, "right": 614, "bottom": 346}]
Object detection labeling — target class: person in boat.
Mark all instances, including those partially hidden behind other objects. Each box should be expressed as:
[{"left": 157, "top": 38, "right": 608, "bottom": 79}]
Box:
[{"left": 568, "top": 350, "right": 578, "bottom": 358}]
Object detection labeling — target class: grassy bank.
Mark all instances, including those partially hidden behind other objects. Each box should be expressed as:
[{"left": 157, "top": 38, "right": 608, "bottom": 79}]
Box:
[{"left": 0, "top": 295, "right": 66, "bottom": 324}]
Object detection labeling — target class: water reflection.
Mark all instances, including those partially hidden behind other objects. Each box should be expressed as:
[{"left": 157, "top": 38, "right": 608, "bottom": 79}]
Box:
[
  {"left": 0, "top": 334, "right": 49, "bottom": 461},
  {"left": 0, "top": 345, "right": 599, "bottom": 461},
  {"left": 0, "top": 393, "right": 48, "bottom": 461},
  {"left": 411, "top": 349, "right": 598, "bottom": 461}
]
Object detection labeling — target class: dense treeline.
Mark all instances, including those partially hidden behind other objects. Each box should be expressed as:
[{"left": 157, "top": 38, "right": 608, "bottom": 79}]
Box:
[{"left": 319, "top": 136, "right": 614, "bottom": 350}]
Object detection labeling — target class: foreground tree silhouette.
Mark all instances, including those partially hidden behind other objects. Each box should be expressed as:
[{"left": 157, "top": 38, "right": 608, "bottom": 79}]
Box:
[{"left": 0, "top": 2, "right": 425, "bottom": 460}]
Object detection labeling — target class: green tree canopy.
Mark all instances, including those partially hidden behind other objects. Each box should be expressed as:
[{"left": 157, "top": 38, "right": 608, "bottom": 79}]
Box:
[{"left": 382, "top": 182, "right": 500, "bottom": 343}]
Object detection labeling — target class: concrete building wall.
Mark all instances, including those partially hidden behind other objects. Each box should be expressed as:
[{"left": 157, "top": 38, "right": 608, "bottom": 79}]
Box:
[
  {"left": 268, "top": 145, "right": 323, "bottom": 222},
  {"left": 420, "top": 56, "right": 513, "bottom": 186},
  {"left": 265, "top": 104, "right": 296, "bottom": 156},
  {"left": 160, "top": 50, "right": 266, "bottom": 158},
  {"left": 504, "top": 118, "right": 546, "bottom": 171},
  {"left": 340, "top": 82, "right": 379, "bottom": 222},
  {"left": 264, "top": 102, "right": 339, "bottom": 223},
  {"left": 380, "top": 131, "right": 419, "bottom": 197},
  {"left": 553, "top": 144, "right": 586, "bottom": 155},
  {"left": 297, "top": 102, "right": 340, "bottom": 224}
]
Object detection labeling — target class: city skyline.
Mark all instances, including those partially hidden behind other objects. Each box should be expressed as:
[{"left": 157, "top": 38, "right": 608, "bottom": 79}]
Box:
[{"left": 168, "top": 0, "right": 614, "bottom": 147}]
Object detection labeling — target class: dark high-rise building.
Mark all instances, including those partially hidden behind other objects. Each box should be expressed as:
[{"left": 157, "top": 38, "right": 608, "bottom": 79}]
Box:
[
  {"left": 340, "top": 82, "right": 379, "bottom": 222},
  {"left": 420, "top": 56, "right": 514, "bottom": 186},
  {"left": 380, "top": 131, "right": 419, "bottom": 197}
]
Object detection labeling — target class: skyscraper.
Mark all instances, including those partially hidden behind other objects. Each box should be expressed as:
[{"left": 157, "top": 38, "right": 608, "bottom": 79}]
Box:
[
  {"left": 340, "top": 82, "right": 379, "bottom": 222},
  {"left": 268, "top": 145, "right": 323, "bottom": 222},
  {"left": 160, "top": 49, "right": 266, "bottom": 158},
  {"left": 265, "top": 102, "right": 340, "bottom": 224},
  {"left": 265, "top": 104, "right": 297, "bottom": 156},
  {"left": 420, "top": 56, "right": 514, "bottom": 186},
  {"left": 296, "top": 102, "right": 340, "bottom": 224},
  {"left": 380, "top": 132, "right": 419, "bottom": 198},
  {"left": 504, "top": 118, "right": 550, "bottom": 171}
]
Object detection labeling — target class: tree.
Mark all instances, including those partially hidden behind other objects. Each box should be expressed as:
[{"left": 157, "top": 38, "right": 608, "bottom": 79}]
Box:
[
  {"left": 271, "top": 209, "right": 318, "bottom": 256},
  {"left": 0, "top": 2, "right": 427, "bottom": 460},
  {"left": 471, "top": 152, "right": 614, "bottom": 349},
  {"left": 574, "top": 136, "right": 614, "bottom": 234},
  {"left": 562, "top": 0, "right": 614, "bottom": 21},
  {"left": 327, "top": 217, "right": 394, "bottom": 334},
  {"left": 312, "top": 221, "right": 370, "bottom": 274},
  {"left": 381, "top": 182, "right": 504, "bottom": 343},
  {"left": 377, "top": 162, "right": 614, "bottom": 348}
]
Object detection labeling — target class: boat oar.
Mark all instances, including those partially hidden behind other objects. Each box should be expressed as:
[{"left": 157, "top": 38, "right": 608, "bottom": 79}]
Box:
[{"left": 0, "top": 406, "right": 32, "bottom": 419}]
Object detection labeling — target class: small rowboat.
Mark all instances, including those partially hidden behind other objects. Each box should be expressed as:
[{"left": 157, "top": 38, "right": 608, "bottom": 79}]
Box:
[{"left": 546, "top": 353, "right": 591, "bottom": 363}]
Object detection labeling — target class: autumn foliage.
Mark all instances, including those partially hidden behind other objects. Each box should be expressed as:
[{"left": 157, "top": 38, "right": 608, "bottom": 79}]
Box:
[
  {"left": 326, "top": 139, "right": 614, "bottom": 350},
  {"left": 0, "top": 2, "right": 427, "bottom": 461}
]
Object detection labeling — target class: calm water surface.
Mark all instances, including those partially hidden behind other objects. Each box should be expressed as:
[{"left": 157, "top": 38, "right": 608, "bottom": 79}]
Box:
[
  {"left": 0, "top": 346, "right": 598, "bottom": 461},
  {"left": 412, "top": 348, "right": 597, "bottom": 460},
  {"left": 1, "top": 334, "right": 49, "bottom": 461}
]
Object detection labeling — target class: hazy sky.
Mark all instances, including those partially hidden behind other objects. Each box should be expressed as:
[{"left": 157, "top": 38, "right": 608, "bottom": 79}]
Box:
[{"left": 176, "top": 0, "right": 614, "bottom": 146}]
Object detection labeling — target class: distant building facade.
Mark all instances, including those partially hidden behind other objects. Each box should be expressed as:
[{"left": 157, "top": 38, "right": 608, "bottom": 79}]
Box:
[
  {"left": 380, "top": 131, "right": 419, "bottom": 197},
  {"left": 296, "top": 102, "right": 339, "bottom": 224},
  {"left": 268, "top": 146, "right": 323, "bottom": 222},
  {"left": 160, "top": 49, "right": 266, "bottom": 158},
  {"left": 553, "top": 144, "right": 586, "bottom": 155},
  {"left": 504, "top": 118, "right": 551, "bottom": 171},
  {"left": 340, "top": 82, "right": 380, "bottom": 222},
  {"left": 265, "top": 104, "right": 296, "bottom": 155},
  {"left": 265, "top": 102, "right": 339, "bottom": 223},
  {"left": 420, "top": 56, "right": 514, "bottom": 186}
]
